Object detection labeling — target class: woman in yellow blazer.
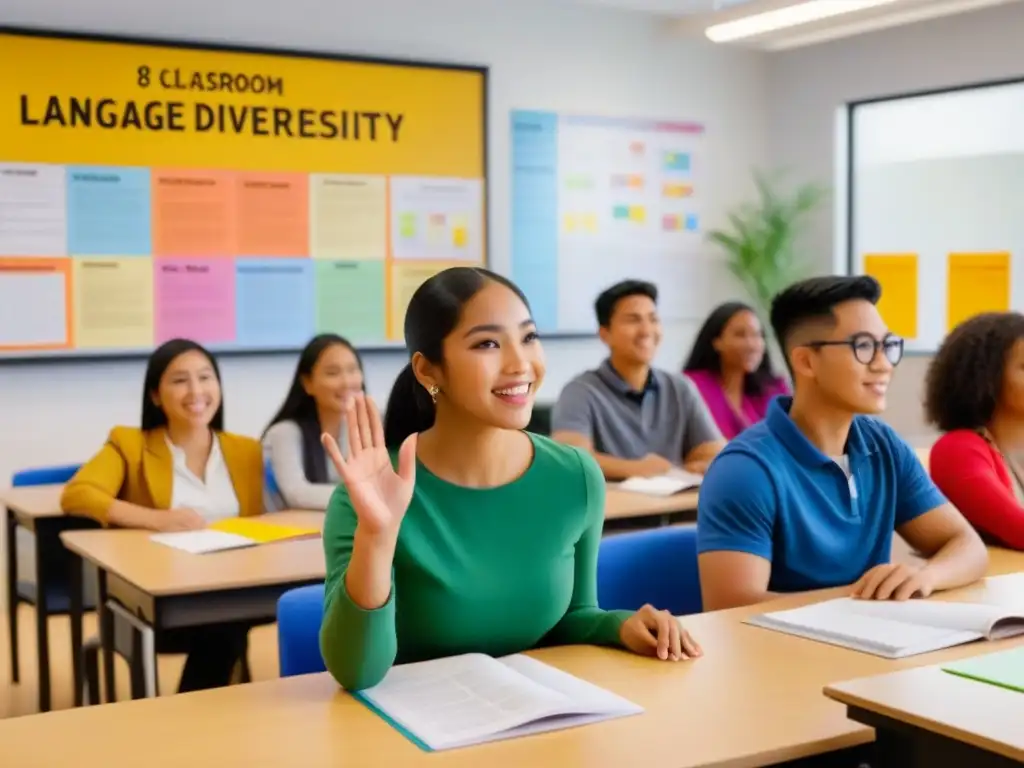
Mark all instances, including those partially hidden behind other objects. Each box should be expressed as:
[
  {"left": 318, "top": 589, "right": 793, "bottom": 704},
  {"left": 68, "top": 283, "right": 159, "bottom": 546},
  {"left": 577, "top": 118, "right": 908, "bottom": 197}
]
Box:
[{"left": 61, "top": 338, "right": 264, "bottom": 693}]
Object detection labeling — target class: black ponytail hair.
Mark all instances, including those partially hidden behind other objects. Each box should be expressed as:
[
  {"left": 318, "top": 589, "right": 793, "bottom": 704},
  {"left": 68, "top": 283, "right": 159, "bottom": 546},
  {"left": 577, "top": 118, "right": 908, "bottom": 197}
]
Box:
[{"left": 383, "top": 266, "right": 530, "bottom": 449}]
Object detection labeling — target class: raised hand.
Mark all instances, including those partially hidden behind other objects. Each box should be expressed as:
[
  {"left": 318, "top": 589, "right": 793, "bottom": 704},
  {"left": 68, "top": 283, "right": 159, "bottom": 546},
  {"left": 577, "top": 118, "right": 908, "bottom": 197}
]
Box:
[{"left": 322, "top": 393, "right": 417, "bottom": 538}]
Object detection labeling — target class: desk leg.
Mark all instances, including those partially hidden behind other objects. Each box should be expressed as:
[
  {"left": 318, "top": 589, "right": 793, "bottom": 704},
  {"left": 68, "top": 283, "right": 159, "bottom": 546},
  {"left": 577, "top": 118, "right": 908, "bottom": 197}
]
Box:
[
  {"left": 5, "top": 506, "right": 18, "bottom": 684},
  {"left": 68, "top": 550, "right": 83, "bottom": 707},
  {"left": 97, "top": 570, "right": 116, "bottom": 704},
  {"left": 33, "top": 527, "right": 51, "bottom": 713}
]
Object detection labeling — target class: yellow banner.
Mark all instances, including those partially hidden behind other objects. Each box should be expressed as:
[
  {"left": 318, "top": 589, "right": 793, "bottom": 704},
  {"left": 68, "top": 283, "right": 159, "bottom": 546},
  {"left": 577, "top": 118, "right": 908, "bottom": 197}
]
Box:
[{"left": 0, "top": 31, "right": 485, "bottom": 177}]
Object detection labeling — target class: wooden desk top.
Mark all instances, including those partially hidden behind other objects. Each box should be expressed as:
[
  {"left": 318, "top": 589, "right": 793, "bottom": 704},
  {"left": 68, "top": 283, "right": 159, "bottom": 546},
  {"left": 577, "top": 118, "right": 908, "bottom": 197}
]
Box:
[
  {"left": 605, "top": 487, "right": 698, "bottom": 519},
  {"left": 60, "top": 511, "right": 327, "bottom": 596},
  {"left": 824, "top": 665, "right": 1024, "bottom": 763},
  {"left": 2, "top": 484, "right": 64, "bottom": 519},
  {"left": 6, "top": 562, "right": 1024, "bottom": 767}
]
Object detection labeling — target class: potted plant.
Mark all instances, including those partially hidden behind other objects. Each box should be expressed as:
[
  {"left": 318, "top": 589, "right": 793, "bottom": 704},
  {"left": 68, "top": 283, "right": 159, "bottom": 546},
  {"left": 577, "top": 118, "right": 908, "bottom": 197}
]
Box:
[{"left": 706, "top": 169, "right": 828, "bottom": 319}]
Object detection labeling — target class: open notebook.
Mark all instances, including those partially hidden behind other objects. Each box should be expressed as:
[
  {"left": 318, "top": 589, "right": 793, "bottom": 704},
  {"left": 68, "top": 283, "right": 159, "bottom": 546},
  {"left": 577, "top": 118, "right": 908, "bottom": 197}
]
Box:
[
  {"left": 355, "top": 653, "right": 643, "bottom": 751},
  {"left": 617, "top": 469, "right": 703, "bottom": 497},
  {"left": 150, "top": 517, "right": 319, "bottom": 554},
  {"left": 746, "top": 597, "right": 1024, "bottom": 659}
]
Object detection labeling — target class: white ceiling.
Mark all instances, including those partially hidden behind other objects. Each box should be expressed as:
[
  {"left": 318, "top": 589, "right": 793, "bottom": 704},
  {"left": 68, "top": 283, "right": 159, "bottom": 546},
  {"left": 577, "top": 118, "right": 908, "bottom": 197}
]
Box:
[{"left": 563, "top": 0, "right": 1024, "bottom": 49}]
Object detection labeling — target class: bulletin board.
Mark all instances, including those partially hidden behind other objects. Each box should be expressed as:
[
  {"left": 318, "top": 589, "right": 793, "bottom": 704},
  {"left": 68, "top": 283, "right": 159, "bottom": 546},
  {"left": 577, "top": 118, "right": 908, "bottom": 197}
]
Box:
[
  {"left": 0, "top": 27, "right": 488, "bottom": 360},
  {"left": 846, "top": 76, "right": 1024, "bottom": 354},
  {"left": 509, "top": 110, "right": 708, "bottom": 333}
]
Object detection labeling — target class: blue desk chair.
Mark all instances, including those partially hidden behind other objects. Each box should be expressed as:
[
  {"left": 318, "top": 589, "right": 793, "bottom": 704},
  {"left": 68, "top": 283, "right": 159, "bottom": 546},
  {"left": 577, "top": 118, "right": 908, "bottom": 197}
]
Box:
[
  {"left": 277, "top": 583, "right": 327, "bottom": 677},
  {"left": 7, "top": 464, "right": 84, "bottom": 698},
  {"left": 264, "top": 459, "right": 280, "bottom": 499},
  {"left": 597, "top": 525, "right": 702, "bottom": 617}
]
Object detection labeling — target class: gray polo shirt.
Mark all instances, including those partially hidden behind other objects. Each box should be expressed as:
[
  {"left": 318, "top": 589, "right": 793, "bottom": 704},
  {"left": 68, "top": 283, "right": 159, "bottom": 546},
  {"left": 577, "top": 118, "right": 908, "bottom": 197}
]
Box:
[{"left": 552, "top": 359, "right": 722, "bottom": 461}]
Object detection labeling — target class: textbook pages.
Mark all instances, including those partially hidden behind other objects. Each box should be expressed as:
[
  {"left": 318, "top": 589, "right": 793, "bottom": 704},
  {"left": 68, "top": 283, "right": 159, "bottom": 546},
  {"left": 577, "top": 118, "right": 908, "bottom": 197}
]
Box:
[
  {"left": 355, "top": 653, "right": 643, "bottom": 751},
  {"left": 746, "top": 598, "right": 1024, "bottom": 659},
  {"left": 617, "top": 469, "right": 702, "bottom": 497}
]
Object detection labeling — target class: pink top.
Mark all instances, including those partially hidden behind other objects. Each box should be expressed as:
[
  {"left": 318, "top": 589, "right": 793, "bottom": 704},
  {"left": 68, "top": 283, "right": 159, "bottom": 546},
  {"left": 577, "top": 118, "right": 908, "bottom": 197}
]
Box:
[{"left": 684, "top": 369, "right": 790, "bottom": 440}]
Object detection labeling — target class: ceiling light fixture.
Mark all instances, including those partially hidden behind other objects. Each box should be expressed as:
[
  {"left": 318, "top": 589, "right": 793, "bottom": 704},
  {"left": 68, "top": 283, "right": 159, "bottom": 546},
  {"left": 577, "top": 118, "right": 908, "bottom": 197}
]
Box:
[{"left": 705, "top": 0, "right": 901, "bottom": 42}]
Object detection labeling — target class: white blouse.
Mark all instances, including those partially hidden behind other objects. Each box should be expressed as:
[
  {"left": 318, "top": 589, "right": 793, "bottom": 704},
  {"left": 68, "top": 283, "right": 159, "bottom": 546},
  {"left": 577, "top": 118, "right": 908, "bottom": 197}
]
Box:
[{"left": 167, "top": 435, "right": 240, "bottom": 523}]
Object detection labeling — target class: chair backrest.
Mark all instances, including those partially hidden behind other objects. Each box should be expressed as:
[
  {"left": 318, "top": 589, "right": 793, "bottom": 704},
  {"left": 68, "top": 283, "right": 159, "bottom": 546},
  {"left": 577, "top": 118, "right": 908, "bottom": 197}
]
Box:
[
  {"left": 527, "top": 402, "right": 554, "bottom": 436},
  {"left": 12, "top": 464, "right": 81, "bottom": 487},
  {"left": 277, "top": 583, "right": 327, "bottom": 677},
  {"left": 597, "top": 525, "right": 702, "bottom": 616}
]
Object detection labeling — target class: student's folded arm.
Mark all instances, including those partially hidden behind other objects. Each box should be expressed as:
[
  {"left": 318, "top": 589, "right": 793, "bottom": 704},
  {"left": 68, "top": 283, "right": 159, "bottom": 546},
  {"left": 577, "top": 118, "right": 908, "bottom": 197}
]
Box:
[
  {"left": 550, "top": 383, "right": 642, "bottom": 480},
  {"left": 892, "top": 437, "right": 988, "bottom": 590},
  {"left": 696, "top": 452, "right": 778, "bottom": 611},
  {"left": 929, "top": 436, "right": 1024, "bottom": 550},
  {"left": 543, "top": 450, "right": 631, "bottom": 647},
  {"left": 264, "top": 422, "right": 335, "bottom": 511},
  {"left": 677, "top": 375, "right": 726, "bottom": 470},
  {"left": 319, "top": 486, "right": 398, "bottom": 691},
  {"left": 60, "top": 434, "right": 130, "bottom": 526}
]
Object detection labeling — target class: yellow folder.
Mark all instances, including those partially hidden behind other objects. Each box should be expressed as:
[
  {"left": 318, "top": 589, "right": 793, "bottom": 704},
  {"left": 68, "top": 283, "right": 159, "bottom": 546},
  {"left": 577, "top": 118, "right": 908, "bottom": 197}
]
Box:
[{"left": 208, "top": 517, "right": 320, "bottom": 544}]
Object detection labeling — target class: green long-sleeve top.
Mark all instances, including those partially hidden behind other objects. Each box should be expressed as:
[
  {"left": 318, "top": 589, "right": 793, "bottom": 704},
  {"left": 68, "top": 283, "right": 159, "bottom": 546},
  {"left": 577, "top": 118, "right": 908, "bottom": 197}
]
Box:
[{"left": 319, "top": 433, "right": 632, "bottom": 691}]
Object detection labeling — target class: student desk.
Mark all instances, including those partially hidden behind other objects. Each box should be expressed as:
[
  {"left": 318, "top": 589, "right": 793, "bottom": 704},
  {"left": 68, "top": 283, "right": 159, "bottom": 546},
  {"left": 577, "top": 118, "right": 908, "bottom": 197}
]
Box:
[
  {"left": 7, "top": 553, "right": 1024, "bottom": 768},
  {"left": 2, "top": 484, "right": 96, "bottom": 712},
  {"left": 825, "top": 665, "right": 1024, "bottom": 767},
  {"left": 60, "top": 510, "right": 326, "bottom": 702},
  {"left": 604, "top": 486, "right": 698, "bottom": 526}
]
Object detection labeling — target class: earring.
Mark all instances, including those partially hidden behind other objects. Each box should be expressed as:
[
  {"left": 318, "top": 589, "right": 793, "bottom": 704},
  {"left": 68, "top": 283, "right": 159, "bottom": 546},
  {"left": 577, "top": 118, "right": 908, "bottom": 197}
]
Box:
[{"left": 428, "top": 385, "right": 439, "bottom": 404}]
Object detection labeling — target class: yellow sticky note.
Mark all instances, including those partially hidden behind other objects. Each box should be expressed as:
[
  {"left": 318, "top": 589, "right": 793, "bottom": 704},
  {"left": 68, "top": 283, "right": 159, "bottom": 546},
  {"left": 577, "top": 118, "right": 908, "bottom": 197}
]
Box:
[
  {"left": 564, "top": 214, "right": 578, "bottom": 233},
  {"left": 452, "top": 226, "right": 468, "bottom": 248},
  {"left": 947, "top": 252, "right": 1011, "bottom": 332},
  {"left": 629, "top": 206, "right": 646, "bottom": 223},
  {"left": 582, "top": 213, "right": 598, "bottom": 233},
  {"left": 864, "top": 254, "right": 918, "bottom": 339},
  {"left": 73, "top": 258, "right": 154, "bottom": 348}
]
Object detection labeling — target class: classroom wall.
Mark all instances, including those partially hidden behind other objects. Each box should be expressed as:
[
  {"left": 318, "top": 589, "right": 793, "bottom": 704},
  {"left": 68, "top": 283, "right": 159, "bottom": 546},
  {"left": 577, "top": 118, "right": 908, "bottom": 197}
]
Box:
[
  {"left": 0, "top": 0, "right": 766, "bottom": 492},
  {"left": 766, "top": 1, "right": 1024, "bottom": 441}
]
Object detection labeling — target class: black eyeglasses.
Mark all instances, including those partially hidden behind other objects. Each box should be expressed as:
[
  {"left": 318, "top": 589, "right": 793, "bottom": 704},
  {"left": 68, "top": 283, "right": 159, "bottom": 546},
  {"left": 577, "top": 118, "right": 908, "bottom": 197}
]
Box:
[{"left": 804, "top": 332, "right": 905, "bottom": 366}]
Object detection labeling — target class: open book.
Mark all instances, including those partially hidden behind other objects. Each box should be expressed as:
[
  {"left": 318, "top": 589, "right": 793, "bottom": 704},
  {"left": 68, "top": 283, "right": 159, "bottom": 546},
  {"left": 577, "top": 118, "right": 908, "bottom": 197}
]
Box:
[
  {"left": 150, "top": 517, "right": 319, "bottom": 554},
  {"left": 617, "top": 469, "right": 702, "bottom": 497},
  {"left": 746, "top": 597, "right": 1024, "bottom": 659},
  {"left": 355, "top": 653, "right": 643, "bottom": 751}
]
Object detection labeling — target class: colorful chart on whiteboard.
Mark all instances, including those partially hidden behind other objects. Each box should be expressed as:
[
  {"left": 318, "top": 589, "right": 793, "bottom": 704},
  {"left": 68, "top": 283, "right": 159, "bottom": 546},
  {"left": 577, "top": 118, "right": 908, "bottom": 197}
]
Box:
[
  {"left": 510, "top": 110, "right": 705, "bottom": 333},
  {"left": 0, "top": 29, "right": 487, "bottom": 359}
]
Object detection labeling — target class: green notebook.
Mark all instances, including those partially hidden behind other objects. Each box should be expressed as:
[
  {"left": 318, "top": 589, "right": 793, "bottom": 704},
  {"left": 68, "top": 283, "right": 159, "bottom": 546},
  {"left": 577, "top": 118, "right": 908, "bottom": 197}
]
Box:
[{"left": 943, "top": 647, "right": 1024, "bottom": 694}]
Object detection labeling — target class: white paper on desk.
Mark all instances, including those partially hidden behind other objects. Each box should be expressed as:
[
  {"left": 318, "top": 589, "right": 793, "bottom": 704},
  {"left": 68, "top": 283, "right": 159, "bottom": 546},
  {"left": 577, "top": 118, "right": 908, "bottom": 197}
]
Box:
[
  {"left": 617, "top": 470, "right": 702, "bottom": 497},
  {"left": 150, "top": 530, "right": 255, "bottom": 554},
  {"left": 357, "top": 653, "right": 642, "bottom": 751}
]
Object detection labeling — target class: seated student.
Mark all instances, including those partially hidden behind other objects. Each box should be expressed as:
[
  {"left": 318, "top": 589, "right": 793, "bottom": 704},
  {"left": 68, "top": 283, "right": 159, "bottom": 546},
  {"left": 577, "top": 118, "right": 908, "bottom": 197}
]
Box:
[
  {"left": 551, "top": 279, "right": 724, "bottom": 479},
  {"left": 696, "top": 276, "right": 988, "bottom": 611},
  {"left": 319, "top": 267, "right": 701, "bottom": 691},
  {"left": 924, "top": 312, "right": 1024, "bottom": 549},
  {"left": 61, "top": 338, "right": 263, "bottom": 692},
  {"left": 683, "top": 301, "right": 790, "bottom": 439},
  {"left": 263, "top": 333, "right": 365, "bottom": 511}
]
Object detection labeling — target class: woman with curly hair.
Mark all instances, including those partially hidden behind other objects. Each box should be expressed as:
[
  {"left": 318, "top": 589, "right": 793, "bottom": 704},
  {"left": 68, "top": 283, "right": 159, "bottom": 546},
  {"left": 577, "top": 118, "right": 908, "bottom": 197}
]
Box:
[{"left": 924, "top": 311, "right": 1024, "bottom": 549}]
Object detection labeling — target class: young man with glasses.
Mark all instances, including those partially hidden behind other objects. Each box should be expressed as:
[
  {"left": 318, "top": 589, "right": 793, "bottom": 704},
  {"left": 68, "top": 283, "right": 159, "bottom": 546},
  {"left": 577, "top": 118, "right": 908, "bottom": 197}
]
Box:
[{"left": 696, "top": 275, "right": 988, "bottom": 611}]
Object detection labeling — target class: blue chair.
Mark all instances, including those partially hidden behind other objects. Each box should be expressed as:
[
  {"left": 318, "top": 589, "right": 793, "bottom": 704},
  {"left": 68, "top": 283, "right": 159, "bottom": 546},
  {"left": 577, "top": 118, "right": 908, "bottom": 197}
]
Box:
[
  {"left": 277, "top": 583, "right": 327, "bottom": 677},
  {"left": 264, "top": 458, "right": 280, "bottom": 498},
  {"left": 597, "top": 525, "right": 702, "bottom": 617},
  {"left": 7, "top": 464, "right": 84, "bottom": 702}
]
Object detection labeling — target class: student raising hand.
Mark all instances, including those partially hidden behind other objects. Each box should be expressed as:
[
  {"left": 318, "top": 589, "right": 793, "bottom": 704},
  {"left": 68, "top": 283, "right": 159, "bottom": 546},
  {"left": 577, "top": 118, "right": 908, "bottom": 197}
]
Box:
[{"left": 321, "top": 393, "right": 417, "bottom": 539}]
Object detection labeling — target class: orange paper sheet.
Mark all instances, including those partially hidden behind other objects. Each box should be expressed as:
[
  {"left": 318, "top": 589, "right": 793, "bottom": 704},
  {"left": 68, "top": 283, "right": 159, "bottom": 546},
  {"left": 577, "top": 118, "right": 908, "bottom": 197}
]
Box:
[
  {"left": 947, "top": 252, "right": 1011, "bottom": 332},
  {"left": 235, "top": 172, "right": 309, "bottom": 257},
  {"left": 152, "top": 169, "right": 236, "bottom": 256},
  {"left": 863, "top": 253, "right": 918, "bottom": 339}
]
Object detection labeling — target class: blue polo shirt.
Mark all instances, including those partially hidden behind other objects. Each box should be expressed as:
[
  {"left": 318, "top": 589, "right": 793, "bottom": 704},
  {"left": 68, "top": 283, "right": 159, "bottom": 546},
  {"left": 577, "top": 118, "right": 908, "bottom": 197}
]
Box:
[{"left": 697, "top": 396, "right": 946, "bottom": 593}]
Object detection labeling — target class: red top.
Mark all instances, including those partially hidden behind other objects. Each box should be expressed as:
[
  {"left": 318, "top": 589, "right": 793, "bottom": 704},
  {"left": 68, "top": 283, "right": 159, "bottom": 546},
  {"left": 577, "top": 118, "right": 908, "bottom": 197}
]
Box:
[{"left": 929, "top": 429, "right": 1024, "bottom": 549}]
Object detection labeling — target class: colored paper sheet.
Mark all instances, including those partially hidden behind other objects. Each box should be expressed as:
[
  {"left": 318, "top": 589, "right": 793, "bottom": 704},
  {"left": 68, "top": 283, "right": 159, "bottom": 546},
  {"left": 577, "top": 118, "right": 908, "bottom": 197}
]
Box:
[
  {"left": 151, "top": 169, "right": 236, "bottom": 257},
  {"left": 73, "top": 258, "right": 154, "bottom": 348},
  {"left": 864, "top": 254, "right": 919, "bottom": 339},
  {"left": 946, "top": 252, "right": 1011, "bottom": 332},
  {"left": 509, "top": 110, "right": 559, "bottom": 333},
  {"left": 389, "top": 262, "right": 450, "bottom": 340},
  {"left": 66, "top": 166, "right": 152, "bottom": 256},
  {"left": 236, "top": 172, "right": 309, "bottom": 257},
  {"left": 0, "top": 163, "right": 67, "bottom": 257},
  {"left": 154, "top": 258, "right": 235, "bottom": 343},
  {"left": 943, "top": 647, "right": 1024, "bottom": 694},
  {"left": 314, "top": 260, "right": 387, "bottom": 342},
  {"left": 309, "top": 174, "right": 387, "bottom": 260},
  {"left": 235, "top": 258, "right": 315, "bottom": 348},
  {"left": 390, "top": 177, "right": 484, "bottom": 262},
  {"left": 0, "top": 257, "right": 71, "bottom": 349}
]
